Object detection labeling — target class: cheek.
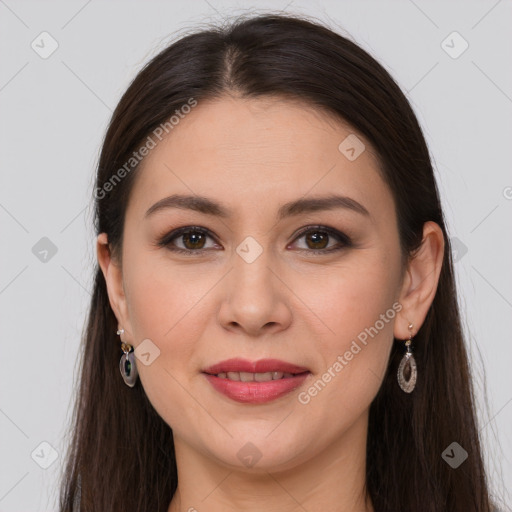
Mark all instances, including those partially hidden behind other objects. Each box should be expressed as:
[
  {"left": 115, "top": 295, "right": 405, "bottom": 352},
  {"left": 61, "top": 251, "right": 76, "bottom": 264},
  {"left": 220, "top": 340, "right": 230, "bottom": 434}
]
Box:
[
  {"left": 121, "top": 254, "right": 210, "bottom": 427},
  {"left": 305, "top": 251, "right": 400, "bottom": 337},
  {"left": 297, "top": 253, "right": 400, "bottom": 408},
  {"left": 123, "top": 249, "right": 209, "bottom": 338}
]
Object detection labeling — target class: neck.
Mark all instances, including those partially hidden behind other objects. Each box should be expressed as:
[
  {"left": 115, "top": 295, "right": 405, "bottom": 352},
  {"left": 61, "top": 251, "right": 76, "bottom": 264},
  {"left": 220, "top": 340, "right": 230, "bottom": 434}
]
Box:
[{"left": 168, "top": 409, "right": 374, "bottom": 512}]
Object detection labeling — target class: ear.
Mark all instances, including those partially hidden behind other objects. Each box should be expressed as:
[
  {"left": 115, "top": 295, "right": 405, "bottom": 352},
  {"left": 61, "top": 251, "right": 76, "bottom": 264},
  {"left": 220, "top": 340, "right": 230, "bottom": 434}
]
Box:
[
  {"left": 394, "top": 221, "right": 445, "bottom": 339},
  {"left": 96, "top": 233, "right": 134, "bottom": 342}
]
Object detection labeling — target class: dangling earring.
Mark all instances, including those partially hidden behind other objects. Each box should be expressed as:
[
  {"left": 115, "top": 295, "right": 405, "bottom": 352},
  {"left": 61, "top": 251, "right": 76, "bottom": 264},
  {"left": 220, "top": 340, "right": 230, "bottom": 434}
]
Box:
[
  {"left": 397, "top": 323, "right": 417, "bottom": 393},
  {"left": 117, "top": 328, "right": 138, "bottom": 387}
]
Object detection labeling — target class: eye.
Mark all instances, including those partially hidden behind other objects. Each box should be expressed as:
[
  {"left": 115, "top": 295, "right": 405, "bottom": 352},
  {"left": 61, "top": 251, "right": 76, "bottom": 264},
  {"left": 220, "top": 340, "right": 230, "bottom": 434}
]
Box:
[
  {"left": 289, "top": 225, "right": 352, "bottom": 254},
  {"left": 157, "top": 226, "right": 220, "bottom": 255},
  {"left": 157, "top": 225, "right": 352, "bottom": 255}
]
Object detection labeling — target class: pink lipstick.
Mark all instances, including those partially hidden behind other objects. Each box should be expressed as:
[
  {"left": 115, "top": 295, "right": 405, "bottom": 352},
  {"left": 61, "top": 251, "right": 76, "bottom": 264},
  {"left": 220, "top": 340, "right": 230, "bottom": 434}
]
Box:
[{"left": 202, "top": 358, "right": 311, "bottom": 404}]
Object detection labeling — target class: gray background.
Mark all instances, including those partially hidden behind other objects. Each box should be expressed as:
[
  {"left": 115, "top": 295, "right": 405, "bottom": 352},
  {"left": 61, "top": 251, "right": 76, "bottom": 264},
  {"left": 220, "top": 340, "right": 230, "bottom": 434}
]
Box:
[{"left": 1, "top": 0, "right": 511, "bottom": 510}]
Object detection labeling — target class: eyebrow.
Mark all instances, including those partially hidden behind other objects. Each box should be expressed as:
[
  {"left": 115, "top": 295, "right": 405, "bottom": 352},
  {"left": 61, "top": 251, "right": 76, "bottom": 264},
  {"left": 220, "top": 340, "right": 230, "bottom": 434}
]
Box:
[{"left": 144, "top": 193, "right": 370, "bottom": 220}]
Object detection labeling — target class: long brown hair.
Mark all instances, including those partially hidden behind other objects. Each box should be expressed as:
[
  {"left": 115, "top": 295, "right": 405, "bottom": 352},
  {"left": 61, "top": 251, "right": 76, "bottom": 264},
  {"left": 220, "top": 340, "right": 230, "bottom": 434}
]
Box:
[{"left": 59, "top": 12, "right": 499, "bottom": 511}]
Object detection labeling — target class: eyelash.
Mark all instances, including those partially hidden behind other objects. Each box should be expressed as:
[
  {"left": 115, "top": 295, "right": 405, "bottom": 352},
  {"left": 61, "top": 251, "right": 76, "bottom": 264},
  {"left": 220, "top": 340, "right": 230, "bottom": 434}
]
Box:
[{"left": 156, "top": 225, "right": 352, "bottom": 256}]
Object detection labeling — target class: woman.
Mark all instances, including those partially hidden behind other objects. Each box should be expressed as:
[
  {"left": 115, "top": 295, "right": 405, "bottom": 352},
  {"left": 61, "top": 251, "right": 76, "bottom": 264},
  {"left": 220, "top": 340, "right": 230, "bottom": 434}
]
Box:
[{"left": 59, "top": 12, "right": 500, "bottom": 511}]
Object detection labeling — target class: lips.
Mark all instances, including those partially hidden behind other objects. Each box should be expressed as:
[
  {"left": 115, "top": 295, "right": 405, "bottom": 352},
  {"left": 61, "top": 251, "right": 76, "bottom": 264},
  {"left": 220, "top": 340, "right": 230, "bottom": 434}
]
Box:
[
  {"left": 202, "top": 358, "right": 309, "bottom": 376},
  {"left": 202, "top": 358, "right": 311, "bottom": 404},
  {"left": 214, "top": 371, "right": 293, "bottom": 381}
]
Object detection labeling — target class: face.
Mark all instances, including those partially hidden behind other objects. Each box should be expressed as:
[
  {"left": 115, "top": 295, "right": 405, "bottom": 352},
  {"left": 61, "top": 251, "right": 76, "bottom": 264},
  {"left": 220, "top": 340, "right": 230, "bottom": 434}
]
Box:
[{"left": 105, "top": 95, "right": 407, "bottom": 472}]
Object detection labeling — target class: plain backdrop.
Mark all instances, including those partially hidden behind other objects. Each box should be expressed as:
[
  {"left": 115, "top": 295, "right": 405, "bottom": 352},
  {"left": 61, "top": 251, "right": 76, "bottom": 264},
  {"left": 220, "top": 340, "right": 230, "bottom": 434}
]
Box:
[{"left": 0, "top": 1, "right": 511, "bottom": 510}]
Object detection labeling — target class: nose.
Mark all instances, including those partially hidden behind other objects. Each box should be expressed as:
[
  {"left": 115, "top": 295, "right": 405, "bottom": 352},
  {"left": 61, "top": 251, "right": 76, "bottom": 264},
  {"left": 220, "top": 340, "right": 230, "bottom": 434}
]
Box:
[{"left": 217, "top": 243, "right": 292, "bottom": 337}]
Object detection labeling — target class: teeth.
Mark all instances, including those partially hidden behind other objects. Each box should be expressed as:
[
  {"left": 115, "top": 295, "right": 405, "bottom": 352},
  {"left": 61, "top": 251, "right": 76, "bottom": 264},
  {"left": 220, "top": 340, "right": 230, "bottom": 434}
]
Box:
[
  {"left": 216, "top": 371, "right": 296, "bottom": 381},
  {"left": 254, "top": 372, "right": 274, "bottom": 382}
]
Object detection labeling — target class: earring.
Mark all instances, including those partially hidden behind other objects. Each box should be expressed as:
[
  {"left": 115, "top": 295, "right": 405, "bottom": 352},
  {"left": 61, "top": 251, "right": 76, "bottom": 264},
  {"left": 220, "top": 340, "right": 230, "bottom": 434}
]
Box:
[
  {"left": 117, "top": 328, "right": 138, "bottom": 387},
  {"left": 397, "top": 323, "right": 417, "bottom": 393}
]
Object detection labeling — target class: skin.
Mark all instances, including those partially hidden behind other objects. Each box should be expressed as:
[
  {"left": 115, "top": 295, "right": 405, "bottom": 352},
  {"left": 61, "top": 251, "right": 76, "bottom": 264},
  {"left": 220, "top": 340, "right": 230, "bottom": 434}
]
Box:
[{"left": 97, "top": 95, "right": 444, "bottom": 512}]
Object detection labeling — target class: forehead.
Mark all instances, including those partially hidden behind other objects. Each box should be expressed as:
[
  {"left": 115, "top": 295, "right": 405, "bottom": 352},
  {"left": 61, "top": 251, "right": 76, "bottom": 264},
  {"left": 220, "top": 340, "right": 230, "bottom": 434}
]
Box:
[{"left": 126, "top": 95, "right": 392, "bottom": 222}]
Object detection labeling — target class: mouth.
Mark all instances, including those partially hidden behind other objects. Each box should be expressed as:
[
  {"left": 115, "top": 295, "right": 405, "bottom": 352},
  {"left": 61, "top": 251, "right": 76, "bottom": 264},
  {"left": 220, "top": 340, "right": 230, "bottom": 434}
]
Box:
[
  {"left": 206, "top": 370, "right": 307, "bottom": 381},
  {"left": 202, "top": 357, "right": 310, "bottom": 376},
  {"left": 202, "top": 358, "right": 311, "bottom": 404}
]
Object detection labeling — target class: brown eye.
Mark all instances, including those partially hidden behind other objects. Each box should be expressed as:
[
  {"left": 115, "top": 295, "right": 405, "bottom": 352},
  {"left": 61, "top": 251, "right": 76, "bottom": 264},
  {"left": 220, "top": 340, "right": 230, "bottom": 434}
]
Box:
[
  {"left": 291, "top": 226, "right": 352, "bottom": 254},
  {"left": 181, "top": 230, "right": 207, "bottom": 250},
  {"left": 158, "top": 226, "right": 220, "bottom": 255},
  {"left": 304, "top": 230, "right": 330, "bottom": 250},
  {"left": 158, "top": 225, "right": 351, "bottom": 256}
]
